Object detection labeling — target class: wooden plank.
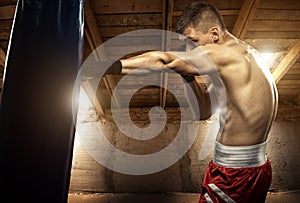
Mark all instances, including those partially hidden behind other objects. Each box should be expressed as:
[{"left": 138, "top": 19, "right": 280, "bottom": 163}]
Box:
[
  {"left": 96, "top": 13, "right": 162, "bottom": 27},
  {"left": 172, "top": 15, "right": 237, "bottom": 31},
  {"left": 99, "top": 26, "right": 162, "bottom": 38},
  {"left": 278, "top": 80, "right": 300, "bottom": 86},
  {"left": 278, "top": 96, "right": 299, "bottom": 103},
  {"left": 0, "top": 41, "right": 8, "bottom": 50},
  {"left": 162, "top": 0, "right": 168, "bottom": 34},
  {"left": 160, "top": 0, "right": 168, "bottom": 109},
  {"left": 295, "top": 94, "right": 300, "bottom": 106},
  {"left": 0, "top": 53, "right": 4, "bottom": 91},
  {"left": 118, "top": 89, "right": 187, "bottom": 96},
  {"left": 248, "top": 20, "right": 300, "bottom": 32},
  {"left": 232, "top": 0, "right": 260, "bottom": 39},
  {"left": 174, "top": 0, "right": 243, "bottom": 10},
  {"left": 93, "top": 0, "right": 162, "bottom": 14},
  {"left": 128, "top": 97, "right": 161, "bottom": 101},
  {"left": 0, "top": 31, "right": 10, "bottom": 40},
  {"left": 160, "top": 0, "right": 174, "bottom": 109},
  {"left": 82, "top": 35, "right": 93, "bottom": 61},
  {"left": 0, "top": 0, "right": 17, "bottom": 6},
  {"left": 255, "top": 9, "right": 300, "bottom": 21},
  {"left": 277, "top": 87, "right": 300, "bottom": 91},
  {"left": 272, "top": 40, "right": 300, "bottom": 84},
  {"left": 277, "top": 110, "right": 300, "bottom": 116},
  {"left": 259, "top": 0, "right": 300, "bottom": 10},
  {"left": 119, "top": 89, "right": 161, "bottom": 95},
  {"left": 84, "top": 0, "right": 109, "bottom": 115},
  {"left": 173, "top": 9, "right": 240, "bottom": 17},
  {"left": 105, "top": 45, "right": 161, "bottom": 59},
  {"left": 81, "top": 80, "right": 105, "bottom": 116},
  {"left": 0, "top": 19, "right": 13, "bottom": 30},
  {"left": 85, "top": 0, "right": 107, "bottom": 60},
  {"left": 285, "top": 69, "right": 300, "bottom": 75},
  {"left": 0, "top": 47, "right": 6, "bottom": 67},
  {"left": 160, "top": 73, "right": 169, "bottom": 108},
  {"left": 291, "top": 63, "right": 300, "bottom": 69},
  {"left": 102, "top": 36, "right": 162, "bottom": 47},
  {"left": 245, "top": 31, "right": 300, "bottom": 39},
  {"left": 0, "top": 47, "right": 6, "bottom": 66},
  {"left": 278, "top": 90, "right": 300, "bottom": 95},
  {"left": 123, "top": 86, "right": 162, "bottom": 93},
  {"left": 281, "top": 74, "right": 300, "bottom": 81},
  {"left": 0, "top": 5, "right": 15, "bottom": 20}
]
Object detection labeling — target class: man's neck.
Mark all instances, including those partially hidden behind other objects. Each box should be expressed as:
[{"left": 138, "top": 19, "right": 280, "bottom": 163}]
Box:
[{"left": 218, "top": 30, "right": 233, "bottom": 44}]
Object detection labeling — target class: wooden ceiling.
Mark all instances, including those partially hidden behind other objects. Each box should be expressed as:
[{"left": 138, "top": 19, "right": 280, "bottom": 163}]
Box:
[{"left": 0, "top": 0, "right": 300, "bottom": 120}]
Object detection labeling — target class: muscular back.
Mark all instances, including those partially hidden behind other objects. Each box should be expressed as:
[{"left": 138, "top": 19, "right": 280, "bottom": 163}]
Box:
[{"left": 205, "top": 36, "right": 278, "bottom": 146}]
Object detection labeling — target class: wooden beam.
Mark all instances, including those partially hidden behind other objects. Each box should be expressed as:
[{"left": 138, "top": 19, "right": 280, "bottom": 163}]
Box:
[
  {"left": 165, "top": 0, "right": 174, "bottom": 50},
  {"left": 160, "top": 0, "right": 174, "bottom": 109},
  {"left": 81, "top": 80, "right": 105, "bottom": 116},
  {"left": 84, "top": 0, "right": 107, "bottom": 60},
  {"left": 84, "top": 0, "right": 120, "bottom": 114},
  {"left": 272, "top": 40, "right": 300, "bottom": 84},
  {"left": 232, "top": 0, "right": 260, "bottom": 39}
]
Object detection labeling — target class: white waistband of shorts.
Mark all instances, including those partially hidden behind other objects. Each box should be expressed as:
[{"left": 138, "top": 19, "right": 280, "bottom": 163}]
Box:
[{"left": 213, "top": 141, "right": 267, "bottom": 168}]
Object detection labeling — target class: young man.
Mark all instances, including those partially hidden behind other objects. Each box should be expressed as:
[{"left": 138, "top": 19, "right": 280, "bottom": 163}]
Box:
[{"left": 109, "top": 1, "right": 278, "bottom": 202}]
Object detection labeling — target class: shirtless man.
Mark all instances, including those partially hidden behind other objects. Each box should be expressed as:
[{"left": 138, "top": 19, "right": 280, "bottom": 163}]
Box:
[{"left": 108, "top": 1, "right": 278, "bottom": 202}]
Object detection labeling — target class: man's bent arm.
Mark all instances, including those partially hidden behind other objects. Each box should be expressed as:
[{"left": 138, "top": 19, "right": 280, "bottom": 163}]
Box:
[{"left": 182, "top": 76, "right": 212, "bottom": 120}]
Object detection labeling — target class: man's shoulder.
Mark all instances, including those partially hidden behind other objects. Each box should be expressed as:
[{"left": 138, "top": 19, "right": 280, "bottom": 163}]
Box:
[{"left": 199, "top": 41, "right": 247, "bottom": 68}]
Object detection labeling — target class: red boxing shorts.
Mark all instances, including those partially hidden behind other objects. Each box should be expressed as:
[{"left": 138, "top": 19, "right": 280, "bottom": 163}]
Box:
[{"left": 199, "top": 141, "right": 272, "bottom": 203}]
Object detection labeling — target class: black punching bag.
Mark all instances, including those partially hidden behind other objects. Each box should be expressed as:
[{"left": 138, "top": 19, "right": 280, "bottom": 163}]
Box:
[{"left": 0, "top": 0, "right": 84, "bottom": 202}]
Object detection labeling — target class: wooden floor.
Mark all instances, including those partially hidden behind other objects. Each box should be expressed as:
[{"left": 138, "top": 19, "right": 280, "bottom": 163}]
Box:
[{"left": 68, "top": 190, "right": 300, "bottom": 203}]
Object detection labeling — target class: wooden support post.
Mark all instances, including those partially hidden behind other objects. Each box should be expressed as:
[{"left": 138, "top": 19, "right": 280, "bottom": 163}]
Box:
[
  {"left": 160, "top": 0, "right": 174, "bottom": 109},
  {"left": 84, "top": 0, "right": 120, "bottom": 114}
]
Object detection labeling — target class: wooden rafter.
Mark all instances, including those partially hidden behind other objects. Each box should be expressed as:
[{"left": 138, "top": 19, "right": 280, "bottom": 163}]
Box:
[
  {"left": 84, "top": 0, "right": 120, "bottom": 115},
  {"left": 160, "top": 0, "right": 174, "bottom": 109},
  {"left": 232, "top": 0, "right": 260, "bottom": 39},
  {"left": 272, "top": 39, "right": 300, "bottom": 84},
  {"left": 85, "top": 0, "right": 107, "bottom": 61}
]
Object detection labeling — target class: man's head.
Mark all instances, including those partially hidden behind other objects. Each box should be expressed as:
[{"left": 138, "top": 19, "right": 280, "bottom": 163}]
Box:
[{"left": 176, "top": 1, "right": 226, "bottom": 46}]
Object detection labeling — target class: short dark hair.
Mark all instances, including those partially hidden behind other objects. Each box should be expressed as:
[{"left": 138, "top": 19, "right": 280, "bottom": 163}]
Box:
[{"left": 176, "top": 1, "right": 226, "bottom": 34}]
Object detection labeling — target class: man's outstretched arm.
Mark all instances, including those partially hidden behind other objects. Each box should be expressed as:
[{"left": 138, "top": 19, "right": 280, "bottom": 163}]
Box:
[
  {"left": 105, "top": 50, "right": 213, "bottom": 120},
  {"left": 117, "top": 48, "right": 218, "bottom": 76}
]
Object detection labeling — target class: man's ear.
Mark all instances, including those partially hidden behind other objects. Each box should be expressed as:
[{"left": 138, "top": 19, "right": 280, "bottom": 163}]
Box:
[{"left": 210, "top": 27, "right": 220, "bottom": 43}]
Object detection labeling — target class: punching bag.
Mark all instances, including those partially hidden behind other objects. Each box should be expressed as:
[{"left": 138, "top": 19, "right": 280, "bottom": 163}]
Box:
[{"left": 0, "top": 0, "right": 84, "bottom": 202}]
